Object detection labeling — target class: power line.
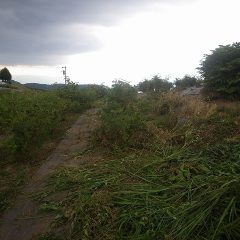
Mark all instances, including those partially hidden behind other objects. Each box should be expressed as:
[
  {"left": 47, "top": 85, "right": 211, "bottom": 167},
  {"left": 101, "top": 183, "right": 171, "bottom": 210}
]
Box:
[
  {"left": 62, "top": 66, "right": 70, "bottom": 84},
  {"left": 62, "top": 66, "right": 67, "bottom": 84}
]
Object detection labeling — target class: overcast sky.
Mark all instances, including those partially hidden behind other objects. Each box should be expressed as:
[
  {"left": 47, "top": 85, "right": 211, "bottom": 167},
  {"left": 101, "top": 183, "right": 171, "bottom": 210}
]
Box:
[{"left": 0, "top": 0, "right": 239, "bottom": 85}]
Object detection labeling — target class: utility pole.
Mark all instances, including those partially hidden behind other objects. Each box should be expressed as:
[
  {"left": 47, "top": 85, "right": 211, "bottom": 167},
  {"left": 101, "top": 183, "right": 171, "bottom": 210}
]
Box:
[{"left": 62, "top": 66, "right": 67, "bottom": 84}]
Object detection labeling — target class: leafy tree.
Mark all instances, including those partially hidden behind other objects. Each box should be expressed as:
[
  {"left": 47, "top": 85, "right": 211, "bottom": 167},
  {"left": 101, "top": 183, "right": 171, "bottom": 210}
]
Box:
[
  {"left": 109, "top": 80, "right": 137, "bottom": 108},
  {"left": 174, "top": 75, "right": 198, "bottom": 89},
  {"left": 138, "top": 75, "right": 173, "bottom": 93},
  {"left": 0, "top": 67, "right": 12, "bottom": 84},
  {"left": 198, "top": 42, "right": 240, "bottom": 98},
  {"left": 137, "top": 79, "right": 151, "bottom": 92}
]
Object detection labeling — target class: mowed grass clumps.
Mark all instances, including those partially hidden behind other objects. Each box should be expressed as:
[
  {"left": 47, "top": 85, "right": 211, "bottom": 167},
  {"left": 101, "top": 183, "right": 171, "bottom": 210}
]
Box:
[
  {"left": 38, "top": 82, "right": 240, "bottom": 239},
  {"left": 43, "top": 147, "right": 240, "bottom": 240}
]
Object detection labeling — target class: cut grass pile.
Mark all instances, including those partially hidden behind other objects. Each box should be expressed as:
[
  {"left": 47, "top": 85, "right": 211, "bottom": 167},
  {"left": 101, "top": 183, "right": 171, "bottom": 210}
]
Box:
[{"left": 37, "top": 143, "right": 240, "bottom": 240}]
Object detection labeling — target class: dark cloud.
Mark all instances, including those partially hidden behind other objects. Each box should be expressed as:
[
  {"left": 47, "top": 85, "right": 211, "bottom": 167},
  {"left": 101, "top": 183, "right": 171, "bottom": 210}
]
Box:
[
  {"left": 0, "top": 22, "right": 101, "bottom": 65},
  {"left": 0, "top": 0, "right": 190, "bottom": 65}
]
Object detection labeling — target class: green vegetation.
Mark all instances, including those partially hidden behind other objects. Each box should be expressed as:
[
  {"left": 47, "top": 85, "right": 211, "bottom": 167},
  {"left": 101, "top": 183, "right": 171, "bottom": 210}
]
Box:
[
  {"left": 36, "top": 82, "right": 240, "bottom": 239},
  {"left": 0, "top": 85, "right": 102, "bottom": 212},
  {"left": 0, "top": 91, "right": 68, "bottom": 160},
  {"left": 174, "top": 75, "right": 201, "bottom": 90},
  {"left": 0, "top": 67, "right": 12, "bottom": 84},
  {"left": 0, "top": 87, "right": 97, "bottom": 161},
  {"left": 199, "top": 42, "right": 240, "bottom": 99},
  {"left": 1, "top": 42, "right": 240, "bottom": 239},
  {"left": 138, "top": 75, "right": 173, "bottom": 93}
]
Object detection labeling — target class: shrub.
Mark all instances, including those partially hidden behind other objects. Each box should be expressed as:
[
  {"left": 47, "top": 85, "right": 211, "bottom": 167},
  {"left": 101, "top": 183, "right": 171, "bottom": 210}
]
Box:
[
  {"left": 95, "top": 81, "right": 153, "bottom": 150},
  {"left": 98, "top": 106, "right": 146, "bottom": 150},
  {"left": 55, "top": 84, "right": 97, "bottom": 112}
]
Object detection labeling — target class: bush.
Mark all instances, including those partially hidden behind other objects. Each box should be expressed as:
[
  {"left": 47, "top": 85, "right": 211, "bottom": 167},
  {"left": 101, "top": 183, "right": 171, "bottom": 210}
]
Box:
[
  {"left": 98, "top": 106, "right": 147, "bottom": 150},
  {"left": 55, "top": 84, "right": 98, "bottom": 112},
  {"left": 96, "top": 81, "right": 146, "bottom": 150}
]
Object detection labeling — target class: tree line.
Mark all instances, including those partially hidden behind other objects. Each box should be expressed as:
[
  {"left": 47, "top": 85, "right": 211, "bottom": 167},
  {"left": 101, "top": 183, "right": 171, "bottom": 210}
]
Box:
[
  {"left": 137, "top": 42, "right": 240, "bottom": 99},
  {"left": 1, "top": 42, "right": 239, "bottom": 98}
]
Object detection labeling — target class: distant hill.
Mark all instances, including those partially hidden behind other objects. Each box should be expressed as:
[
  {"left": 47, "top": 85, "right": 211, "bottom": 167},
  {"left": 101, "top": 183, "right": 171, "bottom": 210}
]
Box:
[
  {"left": 24, "top": 83, "right": 58, "bottom": 90},
  {"left": 8, "top": 80, "right": 92, "bottom": 91},
  {"left": 24, "top": 83, "right": 92, "bottom": 90}
]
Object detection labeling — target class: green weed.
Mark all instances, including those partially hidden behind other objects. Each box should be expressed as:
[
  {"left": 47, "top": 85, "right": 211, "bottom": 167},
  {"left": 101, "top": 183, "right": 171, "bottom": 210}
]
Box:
[
  {"left": 0, "top": 86, "right": 101, "bottom": 213},
  {"left": 39, "top": 141, "right": 240, "bottom": 239},
  {"left": 38, "top": 91, "right": 240, "bottom": 239}
]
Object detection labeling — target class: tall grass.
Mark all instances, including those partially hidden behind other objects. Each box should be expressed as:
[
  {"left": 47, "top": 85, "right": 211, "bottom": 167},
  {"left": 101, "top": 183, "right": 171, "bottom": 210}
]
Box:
[
  {"left": 37, "top": 85, "right": 240, "bottom": 239},
  {"left": 0, "top": 85, "right": 103, "bottom": 212},
  {"left": 0, "top": 86, "right": 101, "bottom": 161}
]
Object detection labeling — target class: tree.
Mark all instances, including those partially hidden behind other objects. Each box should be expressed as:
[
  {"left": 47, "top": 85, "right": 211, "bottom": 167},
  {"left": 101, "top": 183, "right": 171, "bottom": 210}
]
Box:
[
  {"left": 0, "top": 67, "right": 12, "bottom": 84},
  {"left": 138, "top": 75, "right": 173, "bottom": 93},
  {"left": 109, "top": 80, "right": 137, "bottom": 107},
  {"left": 198, "top": 42, "right": 240, "bottom": 98},
  {"left": 174, "top": 75, "right": 198, "bottom": 89}
]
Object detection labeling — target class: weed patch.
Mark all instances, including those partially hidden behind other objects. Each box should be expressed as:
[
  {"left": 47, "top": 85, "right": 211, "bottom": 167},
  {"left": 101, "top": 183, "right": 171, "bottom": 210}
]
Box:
[
  {"left": 39, "top": 88, "right": 240, "bottom": 239},
  {"left": 39, "top": 141, "right": 240, "bottom": 239},
  {"left": 0, "top": 86, "right": 101, "bottom": 213}
]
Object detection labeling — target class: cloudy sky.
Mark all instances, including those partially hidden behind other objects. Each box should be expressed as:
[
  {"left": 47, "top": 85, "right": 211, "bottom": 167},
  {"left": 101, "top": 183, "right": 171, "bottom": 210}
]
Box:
[{"left": 0, "top": 0, "right": 239, "bottom": 85}]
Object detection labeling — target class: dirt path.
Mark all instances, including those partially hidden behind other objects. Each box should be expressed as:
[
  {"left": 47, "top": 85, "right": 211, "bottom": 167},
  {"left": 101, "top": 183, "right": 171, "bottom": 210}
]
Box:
[{"left": 0, "top": 108, "right": 99, "bottom": 240}]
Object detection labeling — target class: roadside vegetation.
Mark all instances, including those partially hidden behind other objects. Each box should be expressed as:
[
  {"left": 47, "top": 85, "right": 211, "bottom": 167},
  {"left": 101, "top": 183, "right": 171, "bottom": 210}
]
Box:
[
  {"left": 1, "top": 42, "right": 240, "bottom": 239},
  {"left": 35, "top": 42, "right": 240, "bottom": 240},
  {"left": 0, "top": 84, "right": 106, "bottom": 213},
  {"left": 36, "top": 80, "right": 240, "bottom": 239}
]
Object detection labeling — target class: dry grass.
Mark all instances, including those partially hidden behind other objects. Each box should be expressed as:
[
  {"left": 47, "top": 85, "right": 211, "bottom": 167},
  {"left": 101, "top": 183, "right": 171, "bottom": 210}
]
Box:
[{"left": 151, "top": 91, "right": 218, "bottom": 119}]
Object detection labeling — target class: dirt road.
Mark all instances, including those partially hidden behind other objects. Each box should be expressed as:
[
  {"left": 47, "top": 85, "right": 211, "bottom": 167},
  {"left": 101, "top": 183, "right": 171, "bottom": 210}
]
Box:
[{"left": 0, "top": 108, "right": 99, "bottom": 240}]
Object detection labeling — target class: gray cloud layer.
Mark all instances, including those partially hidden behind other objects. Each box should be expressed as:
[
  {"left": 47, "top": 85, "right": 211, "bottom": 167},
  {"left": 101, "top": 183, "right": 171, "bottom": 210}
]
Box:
[{"left": 0, "top": 0, "right": 188, "bottom": 65}]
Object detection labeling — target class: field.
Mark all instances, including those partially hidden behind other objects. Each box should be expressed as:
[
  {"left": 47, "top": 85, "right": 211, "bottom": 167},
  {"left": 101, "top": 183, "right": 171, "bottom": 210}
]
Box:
[
  {"left": 0, "top": 82, "right": 239, "bottom": 239},
  {"left": 30, "top": 83, "right": 240, "bottom": 240},
  {"left": 0, "top": 85, "right": 102, "bottom": 213}
]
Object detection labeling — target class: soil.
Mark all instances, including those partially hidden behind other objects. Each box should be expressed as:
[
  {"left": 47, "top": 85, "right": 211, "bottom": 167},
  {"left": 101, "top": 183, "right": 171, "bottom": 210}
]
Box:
[{"left": 0, "top": 108, "right": 100, "bottom": 240}]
